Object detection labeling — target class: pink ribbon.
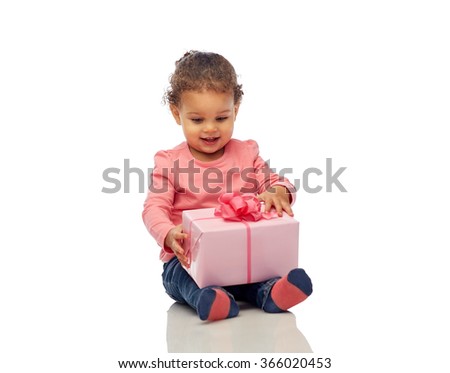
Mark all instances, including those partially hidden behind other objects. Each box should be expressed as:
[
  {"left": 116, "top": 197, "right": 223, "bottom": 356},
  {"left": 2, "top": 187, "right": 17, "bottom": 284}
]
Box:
[{"left": 214, "top": 192, "right": 278, "bottom": 222}]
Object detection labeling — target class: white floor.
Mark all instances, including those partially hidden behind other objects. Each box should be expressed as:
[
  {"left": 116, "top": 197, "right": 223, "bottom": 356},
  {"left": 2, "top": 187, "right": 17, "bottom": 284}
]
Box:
[{"left": 166, "top": 301, "right": 312, "bottom": 353}]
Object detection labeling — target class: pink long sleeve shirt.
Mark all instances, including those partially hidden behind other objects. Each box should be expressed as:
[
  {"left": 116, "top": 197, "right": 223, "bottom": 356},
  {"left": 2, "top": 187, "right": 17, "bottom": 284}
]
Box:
[{"left": 142, "top": 139, "right": 296, "bottom": 262}]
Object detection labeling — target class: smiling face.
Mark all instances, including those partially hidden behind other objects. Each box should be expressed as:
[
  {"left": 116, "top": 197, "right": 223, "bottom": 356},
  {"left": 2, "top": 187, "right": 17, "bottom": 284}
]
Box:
[{"left": 170, "top": 90, "right": 239, "bottom": 162}]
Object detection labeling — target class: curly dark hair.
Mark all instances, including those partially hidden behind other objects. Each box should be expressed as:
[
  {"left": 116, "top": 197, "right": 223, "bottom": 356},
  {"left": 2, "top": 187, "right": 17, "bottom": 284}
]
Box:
[{"left": 164, "top": 50, "right": 243, "bottom": 107}]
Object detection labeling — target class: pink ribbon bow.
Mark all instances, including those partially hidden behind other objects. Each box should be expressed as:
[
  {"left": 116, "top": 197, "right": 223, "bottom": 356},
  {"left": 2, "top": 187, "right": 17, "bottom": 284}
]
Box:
[{"left": 214, "top": 192, "right": 278, "bottom": 221}]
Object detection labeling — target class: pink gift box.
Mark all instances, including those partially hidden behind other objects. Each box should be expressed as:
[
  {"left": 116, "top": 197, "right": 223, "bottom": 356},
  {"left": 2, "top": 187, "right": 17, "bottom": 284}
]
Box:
[{"left": 182, "top": 208, "right": 299, "bottom": 288}]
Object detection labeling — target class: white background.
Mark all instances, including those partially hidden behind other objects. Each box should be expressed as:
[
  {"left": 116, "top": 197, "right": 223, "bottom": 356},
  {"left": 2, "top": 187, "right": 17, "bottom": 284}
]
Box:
[{"left": 1, "top": 0, "right": 449, "bottom": 372}]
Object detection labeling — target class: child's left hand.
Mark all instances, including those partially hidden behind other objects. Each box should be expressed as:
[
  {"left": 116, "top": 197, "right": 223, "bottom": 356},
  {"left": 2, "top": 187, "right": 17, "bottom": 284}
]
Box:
[{"left": 257, "top": 185, "right": 294, "bottom": 217}]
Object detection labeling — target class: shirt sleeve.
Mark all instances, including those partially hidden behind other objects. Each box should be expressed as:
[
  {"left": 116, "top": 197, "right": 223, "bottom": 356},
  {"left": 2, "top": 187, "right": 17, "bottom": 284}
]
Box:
[
  {"left": 142, "top": 150, "right": 176, "bottom": 252},
  {"left": 248, "top": 140, "right": 297, "bottom": 205}
]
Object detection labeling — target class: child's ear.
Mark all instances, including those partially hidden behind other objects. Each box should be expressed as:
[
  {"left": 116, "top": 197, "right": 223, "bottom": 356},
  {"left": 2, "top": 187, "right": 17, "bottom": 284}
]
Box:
[
  {"left": 169, "top": 104, "right": 182, "bottom": 125},
  {"left": 233, "top": 103, "right": 240, "bottom": 119}
]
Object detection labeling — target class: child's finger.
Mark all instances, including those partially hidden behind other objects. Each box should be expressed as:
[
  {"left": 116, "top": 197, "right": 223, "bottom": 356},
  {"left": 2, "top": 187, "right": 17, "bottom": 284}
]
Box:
[
  {"left": 174, "top": 232, "right": 188, "bottom": 242},
  {"left": 176, "top": 250, "right": 189, "bottom": 268},
  {"left": 282, "top": 201, "right": 294, "bottom": 216},
  {"left": 264, "top": 200, "right": 273, "bottom": 213},
  {"left": 173, "top": 241, "right": 184, "bottom": 255},
  {"left": 183, "top": 255, "right": 191, "bottom": 268},
  {"left": 273, "top": 199, "right": 283, "bottom": 216}
]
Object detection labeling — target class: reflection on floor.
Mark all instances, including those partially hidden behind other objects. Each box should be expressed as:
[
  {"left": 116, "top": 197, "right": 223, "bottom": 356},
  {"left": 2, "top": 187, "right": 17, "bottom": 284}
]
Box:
[{"left": 166, "top": 302, "right": 312, "bottom": 353}]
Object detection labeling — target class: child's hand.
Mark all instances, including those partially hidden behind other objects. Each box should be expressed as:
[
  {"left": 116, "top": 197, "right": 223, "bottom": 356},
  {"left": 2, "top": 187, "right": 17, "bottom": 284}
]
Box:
[
  {"left": 164, "top": 225, "right": 190, "bottom": 268},
  {"left": 257, "top": 186, "right": 294, "bottom": 217}
]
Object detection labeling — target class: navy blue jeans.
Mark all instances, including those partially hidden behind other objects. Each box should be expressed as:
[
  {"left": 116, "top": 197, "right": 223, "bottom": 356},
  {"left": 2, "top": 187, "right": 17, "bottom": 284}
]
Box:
[{"left": 162, "top": 257, "right": 279, "bottom": 311}]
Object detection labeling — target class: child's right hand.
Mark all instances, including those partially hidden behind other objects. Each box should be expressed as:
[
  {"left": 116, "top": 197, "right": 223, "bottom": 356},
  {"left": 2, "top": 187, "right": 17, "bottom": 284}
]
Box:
[{"left": 164, "top": 225, "right": 190, "bottom": 268}]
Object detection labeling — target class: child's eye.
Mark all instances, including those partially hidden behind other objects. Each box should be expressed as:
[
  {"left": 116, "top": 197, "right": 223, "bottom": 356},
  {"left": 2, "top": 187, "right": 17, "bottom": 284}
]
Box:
[
  {"left": 216, "top": 117, "right": 228, "bottom": 122},
  {"left": 191, "top": 118, "right": 203, "bottom": 124}
]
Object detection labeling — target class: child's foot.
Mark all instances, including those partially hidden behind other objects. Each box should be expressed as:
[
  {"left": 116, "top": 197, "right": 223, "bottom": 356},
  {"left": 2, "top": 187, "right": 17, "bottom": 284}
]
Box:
[
  {"left": 263, "top": 268, "right": 313, "bottom": 313},
  {"left": 197, "top": 287, "right": 239, "bottom": 321}
]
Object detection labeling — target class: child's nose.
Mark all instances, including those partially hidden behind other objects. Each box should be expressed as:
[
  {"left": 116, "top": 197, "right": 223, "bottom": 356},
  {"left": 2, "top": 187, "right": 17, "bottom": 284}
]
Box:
[{"left": 203, "top": 120, "right": 218, "bottom": 133}]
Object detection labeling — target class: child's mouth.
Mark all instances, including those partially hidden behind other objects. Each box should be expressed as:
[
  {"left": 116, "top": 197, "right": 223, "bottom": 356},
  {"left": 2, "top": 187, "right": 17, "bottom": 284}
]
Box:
[{"left": 201, "top": 137, "right": 220, "bottom": 145}]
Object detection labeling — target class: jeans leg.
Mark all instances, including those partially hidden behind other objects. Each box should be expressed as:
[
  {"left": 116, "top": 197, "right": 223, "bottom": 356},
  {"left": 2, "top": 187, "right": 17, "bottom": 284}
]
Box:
[
  {"left": 161, "top": 257, "right": 201, "bottom": 310},
  {"left": 254, "top": 277, "right": 280, "bottom": 309},
  {"left": 224, "top": 277, "right": 280, "bottom": 309}
]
